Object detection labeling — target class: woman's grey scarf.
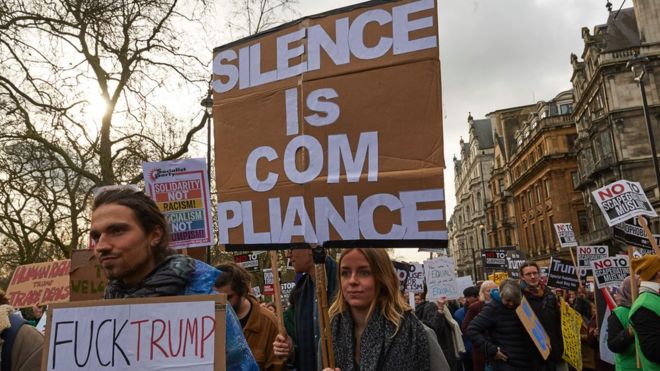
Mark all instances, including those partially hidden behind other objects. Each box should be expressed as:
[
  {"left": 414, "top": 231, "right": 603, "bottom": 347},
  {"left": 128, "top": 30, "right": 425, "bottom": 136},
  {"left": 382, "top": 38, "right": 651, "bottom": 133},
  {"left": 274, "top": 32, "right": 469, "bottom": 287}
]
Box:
[{"left": 331, "top": 308, "right": 430, "bottom": 371}]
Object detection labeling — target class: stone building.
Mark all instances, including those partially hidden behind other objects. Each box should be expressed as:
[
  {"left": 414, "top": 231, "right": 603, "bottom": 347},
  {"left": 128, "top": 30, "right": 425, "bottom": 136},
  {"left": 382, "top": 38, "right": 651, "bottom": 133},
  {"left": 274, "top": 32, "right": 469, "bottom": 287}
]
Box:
[
  {"left": 507, "top": 91, "right": 586, "bottom": 266},
  {"left": 485, "top": 104, "right": 536, "bottom": 251},
  {"left": 571, "top": 1, "right": 660, "bottom": 247},
  {"left": 449, "top": 115, "right": 494, "bottom": 279}
]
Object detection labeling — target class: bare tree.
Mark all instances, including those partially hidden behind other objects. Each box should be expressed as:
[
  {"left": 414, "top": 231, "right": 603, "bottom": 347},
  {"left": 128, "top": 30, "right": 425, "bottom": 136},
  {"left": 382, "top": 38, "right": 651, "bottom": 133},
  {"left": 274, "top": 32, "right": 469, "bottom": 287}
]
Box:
[{"left": 227, "top": 0, "right": 297, "bottom": 37}]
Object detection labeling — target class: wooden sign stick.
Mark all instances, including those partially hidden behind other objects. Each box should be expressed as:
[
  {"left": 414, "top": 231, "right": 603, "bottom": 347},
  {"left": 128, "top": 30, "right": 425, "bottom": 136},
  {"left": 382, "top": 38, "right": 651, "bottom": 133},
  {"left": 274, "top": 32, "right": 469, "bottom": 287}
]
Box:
[
  {"left": 568, "top": 247, "right": 583, "bottom": 288},
  {"left": 269, "top": 250, "right": 285, "bottom": 334},
  {"left": 627, "top": 245, "right": 641, "bottom": 368},
  {"left": 637, "top": 216, "right": 660, "bottom": 255},
  {"left": 313, "top": 246, "right": 335, "bottom": 369}
]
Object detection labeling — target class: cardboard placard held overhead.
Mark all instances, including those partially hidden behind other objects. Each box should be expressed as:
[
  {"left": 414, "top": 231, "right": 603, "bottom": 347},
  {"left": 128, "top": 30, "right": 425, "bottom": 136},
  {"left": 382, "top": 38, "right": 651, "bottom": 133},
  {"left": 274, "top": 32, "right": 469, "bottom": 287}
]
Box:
[
  {"left": 423, "top": 257, "right": 459, "bottom": 300},
  {"left": 516, "top": 296, "right": 551, "bottom": 360},
  {"left": 42, "top": 295, "right": 226, "bottom": 371},
  {"left": 590, "top": 256, "right": 629, "bottom": 289},
  {"left": 547, "top": 258, "right": 587, "bottom": 291},
  {"left": 143, "top": 158, "right": 215, "bottom": 249},
  {"left": 613, "top": 216, "right": 660, "bottom": 249},
  {"left": 482, "top": 249, "right": 508, "bottom": 269},
  {"left": 553, "top": 223, "right": 578, "bottom": 248},
  {"left": 592, "top": 180, "right": 657, "bottom": 226},
  {"left": 6, "top": 260, "right": 71, "bottom": 308},
  {"left": 69, "top": 250, "right": 107, "bottom": 302},
  {"left": 212, "top": 0, "right": 447, "bottom": 247},
  {"left": 576, "top": 246, "right": 608, "bottom": 269}
]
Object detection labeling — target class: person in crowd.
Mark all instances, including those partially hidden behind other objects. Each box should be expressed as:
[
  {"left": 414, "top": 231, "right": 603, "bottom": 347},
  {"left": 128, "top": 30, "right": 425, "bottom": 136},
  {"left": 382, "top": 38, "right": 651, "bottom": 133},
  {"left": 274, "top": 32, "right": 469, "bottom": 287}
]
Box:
[
  {"left": 415, "top": 288, "right": 458, "bottom": 370},
  {"left": 0, "top": 290, "right": 43, "bottom": 371},
  {"left": 462, "top": 280, "right": 497, "bottom": 371},
  {"left": 273, "top": 247, "right": 337, "bottom": 371},
  {"left": 215, "top": 262, "right": 284, "bottom": 371},
  {"left": 91, "top": 189, "right": 257, "bottom": 371},
  {"left": 454, "top": 286, "right": 479, "bottom": 371},
  {"left": 573, "top": 295, "right": 598, "bottom": 371},
  {"left": 567, "top": 290, "right": 577, "bottom": 306},
  {"left": 322, "top": 248, "right": 449, "bottom": 371},
  {"left": 519, "top": 261, "right": 564, "bottom": 370},
  {"left": 607, "top": 276, "right": 641, "bottom": 371},
  {"left": 467, "top": 279, "right": 534, "bottom": 371},
  {"left": 629, "top": 254, "right": 660, "bottom": 369}
]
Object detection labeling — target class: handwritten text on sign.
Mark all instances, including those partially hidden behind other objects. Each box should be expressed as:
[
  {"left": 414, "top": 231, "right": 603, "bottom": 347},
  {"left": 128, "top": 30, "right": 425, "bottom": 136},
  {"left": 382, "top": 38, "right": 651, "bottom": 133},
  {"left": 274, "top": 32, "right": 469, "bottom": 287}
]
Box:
[
  {"left": 213, "top": 0, "right": 447, "bottom": 245},
  {"left": 6, "top": 260, "right": 70, "bottom": 308},
  {"left": 560, "top": 300, "right": 582, "bottom": 370},
  {"left": 47, "top": 301, "right": 216, "bottom": 370},
  {"left": 592, "top": 180, "right": 657, "bottom": 226},
  {"left": 424, "top": 257, "right": 459, "bottom": 300}
]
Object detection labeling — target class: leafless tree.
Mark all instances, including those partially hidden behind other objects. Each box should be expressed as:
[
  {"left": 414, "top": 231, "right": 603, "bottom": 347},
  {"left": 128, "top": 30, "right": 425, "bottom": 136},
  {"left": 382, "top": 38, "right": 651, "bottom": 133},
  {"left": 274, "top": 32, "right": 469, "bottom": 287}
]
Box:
[{"left": 227, "top": 0, "right": 297, "bottom": 37}]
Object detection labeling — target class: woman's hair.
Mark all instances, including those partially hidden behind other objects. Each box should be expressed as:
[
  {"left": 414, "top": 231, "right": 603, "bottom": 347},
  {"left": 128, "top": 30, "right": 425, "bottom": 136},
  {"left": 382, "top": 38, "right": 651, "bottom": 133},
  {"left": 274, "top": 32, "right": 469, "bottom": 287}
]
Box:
[
  {"left": 479, "top": 280, "right": 497, "bottom": 302},
  {"left": 328, "top": 248, "right": 409, "bottom": 332},
  {"left": 93, "top": 189, "right": 174, "bottom": 264},
  {"left": 499, "top": 279, "right": 522, "bottom": 306}
]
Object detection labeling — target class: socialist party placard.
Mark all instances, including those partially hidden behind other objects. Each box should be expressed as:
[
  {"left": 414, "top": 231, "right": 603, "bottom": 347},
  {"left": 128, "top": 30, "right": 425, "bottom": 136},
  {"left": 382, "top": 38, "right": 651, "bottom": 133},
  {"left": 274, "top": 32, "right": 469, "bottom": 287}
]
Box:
[
  {"left": 212, "top": 0, "right": 447, "bottom": 246},
  {"left": 143, "top": 158, "right": 215, "bottom": 249}
]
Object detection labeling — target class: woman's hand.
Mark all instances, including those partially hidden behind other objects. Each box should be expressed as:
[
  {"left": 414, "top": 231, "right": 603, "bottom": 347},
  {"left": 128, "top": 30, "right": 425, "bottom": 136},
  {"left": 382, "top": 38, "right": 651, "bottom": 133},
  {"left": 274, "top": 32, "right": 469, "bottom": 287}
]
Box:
[
  {"left": 273, "top": 334, "right": 293, "bottom": 359},
  {"left": 494, "top": 347, "right": 508, "bottom": 362}
]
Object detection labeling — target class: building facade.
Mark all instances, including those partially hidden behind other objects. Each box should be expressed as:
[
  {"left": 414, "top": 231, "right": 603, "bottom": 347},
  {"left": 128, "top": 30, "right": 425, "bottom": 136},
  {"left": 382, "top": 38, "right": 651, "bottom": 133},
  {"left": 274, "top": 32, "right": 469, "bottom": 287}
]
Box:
[
  {"left": 571, "top": 1, "right": 660, "bottom": 247},
  {"left": 449, "top": 115, "right": 494, "bottom": 280}
]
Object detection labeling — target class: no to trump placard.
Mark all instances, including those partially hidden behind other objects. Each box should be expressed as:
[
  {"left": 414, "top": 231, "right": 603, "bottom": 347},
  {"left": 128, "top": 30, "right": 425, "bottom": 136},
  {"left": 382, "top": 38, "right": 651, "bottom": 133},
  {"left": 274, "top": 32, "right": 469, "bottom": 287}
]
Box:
[
  {"left": 592, "top": 180, "right": 657, "bottom": 226},
  {"left": 591, "top": 256, "right": 629, "bottom": 289},
  {"left": 6, "top": 260, "right": 71, "bottom": 308},
  {"left": 424, "top": 257, "right": 459, "bottom": 300},
  {"left": 43, "top": 296, "right": 226, "bottom": 371},
  {"left": 554, "top": 223, "right": 577, "bottom": 248},
  {"left": 212, "top": 0, "right": 447, "bottom": 246},
  {"left": 143, "top": 158, "right": 215, "bottom": 249}
]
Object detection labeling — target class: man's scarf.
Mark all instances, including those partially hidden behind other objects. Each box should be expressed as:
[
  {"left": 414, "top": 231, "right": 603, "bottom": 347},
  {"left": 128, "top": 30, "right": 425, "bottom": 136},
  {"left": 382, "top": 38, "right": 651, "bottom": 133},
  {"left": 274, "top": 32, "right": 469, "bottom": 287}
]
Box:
[
  {"left": 521, "top": 280, "right": 546, "bottom": 298},
  {"left": 104, "top": 255, "right": 195, "bottom": 299}
]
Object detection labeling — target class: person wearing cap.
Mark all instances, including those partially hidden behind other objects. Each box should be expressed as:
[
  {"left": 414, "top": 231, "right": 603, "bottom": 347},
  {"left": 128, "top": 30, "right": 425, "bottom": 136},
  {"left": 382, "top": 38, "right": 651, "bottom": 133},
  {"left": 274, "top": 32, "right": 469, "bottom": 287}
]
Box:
[{"left": 629, "top": 254, "right": 660, "bottom": 369}]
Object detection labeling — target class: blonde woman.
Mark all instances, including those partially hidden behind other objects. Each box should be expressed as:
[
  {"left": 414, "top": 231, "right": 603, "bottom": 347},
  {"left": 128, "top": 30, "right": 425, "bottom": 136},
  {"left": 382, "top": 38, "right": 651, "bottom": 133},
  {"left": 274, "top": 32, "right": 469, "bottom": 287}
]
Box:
[{"left": 322, "top": 248, "right": 448, "bottom": 371}]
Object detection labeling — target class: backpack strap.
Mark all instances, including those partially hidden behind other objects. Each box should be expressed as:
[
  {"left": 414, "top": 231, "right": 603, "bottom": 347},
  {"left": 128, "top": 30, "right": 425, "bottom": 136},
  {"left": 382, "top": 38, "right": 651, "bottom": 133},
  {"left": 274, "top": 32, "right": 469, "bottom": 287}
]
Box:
[{"left": 1, "top": 313, "right": 26, "bottom": 371}]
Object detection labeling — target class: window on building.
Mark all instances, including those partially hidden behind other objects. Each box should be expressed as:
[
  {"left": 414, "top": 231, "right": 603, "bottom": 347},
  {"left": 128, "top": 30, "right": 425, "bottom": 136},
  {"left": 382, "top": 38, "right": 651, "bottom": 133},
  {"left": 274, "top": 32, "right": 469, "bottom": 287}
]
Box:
[
  {"left": 560, "top": 104, "right": 572, "bottom": 115},
  {"left": 540, "top": 221, "right": 547, "bottom": 247},
  {"left": 600, "top": 130, "right": 613, "bottom": 159},
  {"left": 567, "top": 134, "right": 578, "bottom": 150},
  {"left": 525, "top": 227, "right": 530, "bottom": 252},
  {"left": 476, "top": 192, "right": 482, "bottom": 210},
  {"left": 571, "top": 171, "right": 580, "bottom": 189},
  {"left": 521, "top": 196, "right": 526, "bottom": 212},
  {"left": 499, "top": 179, "right": 505, "bottom": 195},
  {"left": 505, "top": 229, "right": 512, "bottom": 245},
  {"left": 577, "top": 211, "right": 589, "bottom": 235},
  {"left": 549, "top": 216, "right": 556, "bottom": 247},
  {"left": 535, "top": 184, "right": 541, "bottom": 203},
  {"left": 544, "top": 178, "right": 551, "bottom": 198},
  {"left": 528, "top": 190, "right": 533, "bottom": 206}
]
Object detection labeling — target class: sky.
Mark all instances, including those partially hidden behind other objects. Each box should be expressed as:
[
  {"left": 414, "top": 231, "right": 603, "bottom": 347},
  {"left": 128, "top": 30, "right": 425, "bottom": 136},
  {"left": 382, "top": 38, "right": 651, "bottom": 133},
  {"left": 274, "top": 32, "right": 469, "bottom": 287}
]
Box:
[{"left": 212, "top": 0, "right": 620, "bottom": 263}]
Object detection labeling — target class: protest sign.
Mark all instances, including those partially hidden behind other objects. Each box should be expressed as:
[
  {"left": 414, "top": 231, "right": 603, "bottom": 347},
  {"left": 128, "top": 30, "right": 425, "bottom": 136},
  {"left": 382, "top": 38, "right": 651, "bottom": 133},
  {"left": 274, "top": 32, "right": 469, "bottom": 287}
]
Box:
[
  {"left": 6, "top": 260, "right": 71, "bottom": 308},
  {"left": 560, "top": 299, "right": 583, "bottom": 371},
  {"left": 506, "top": 249, "right": 527, "bottom": 279},
  {"left": 547, "top": 258, "right": 586, "bottom": 291},
  {"left": 456, "top": 276, "right": 474, "bottom": 295},
  {"left": 69, "top": 250, "right": 107, "bottom": 302},
  {"left": 591, "top": 256, "right": 629, "bottom": 289},
  {"left": 488, "top": 272, "right": 508, "bottom": 285},
  {"left": 280, "top": 281, "right": 296, "bottom": 305},
  {"left": 234, "top": 252, "right": 260, "bottom": 272},
  {"left": 577, "top": 246, "right": 608, "bottom": 269},
  {"left": 592, "top": 180, "right": 657, "bottom": 226},
  {"left": 143, "top": 158, "right": 215, "bottom": 249},
  {"left": 43, "top": 295, "right": 225, "bottom": 371},
  {"left": 252, "top": 286, "right": 261, "bottom": 298},
  {"left": 393, "top": 261, "right": 412, "bottom": 292},
  {"left": 516, "top": 296, "right": 551, "bottom": 360},
  {"left": 263, "top": 269, "right": 274, "bottom": 295},
  {"left": 407, "top": 263, "right": 425, "bottom": 293},
  {"left": 482, "top": 249, "right": 508, "bottom": 269},
  {"left": 613, "top": 216, "right": 660, "bottom": 249},
  {"left": 423, "top": 257, "right": 459, "bottom": 300},
  {"left": 553, "top": 223, "right": 577, "bottom": 248},
  {"left": 212, "top": 0, "right": 447, "bottom": 247}
]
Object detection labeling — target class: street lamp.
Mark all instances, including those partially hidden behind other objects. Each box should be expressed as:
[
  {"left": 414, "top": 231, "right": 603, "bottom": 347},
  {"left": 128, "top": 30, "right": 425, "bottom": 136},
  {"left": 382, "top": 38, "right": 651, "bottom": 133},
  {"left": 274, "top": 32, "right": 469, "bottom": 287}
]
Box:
[
  {"left": 200, "top": 88, "right": 213, "bottom": 264},
  {"left": 627, "top": 56, "right": 660, "bottom": 193}
]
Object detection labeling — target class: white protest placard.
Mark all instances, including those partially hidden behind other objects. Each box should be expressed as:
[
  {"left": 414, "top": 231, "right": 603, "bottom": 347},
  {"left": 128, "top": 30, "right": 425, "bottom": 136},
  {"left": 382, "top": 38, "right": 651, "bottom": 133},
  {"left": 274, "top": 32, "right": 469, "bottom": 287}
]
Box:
[
  {"left": 263, "top": 269, "right": 274, "bottom": 295},
  {"left": 577, "top": 246, "right": 608, "bottom": 268},
  {"left": 456, "top": 276, "right": 474, "bottom": 296},
  {"left": 44, "top": 296, "right": 225, "bottom": 371},
  {"left": 143, "top": 158, "right": 215, "bottom": 249},
  {"left": 592, "top": 180, "right": 657, "bottom": 226},
  {"left": 213, "top": 0, "right": 447, "bottom": 247},
  {"left": 423, "top": 257, "right": 459, "bottom": 300},
  {"left": 407, "top": 263, "right": 425, "bottom": 294},
  {"left": 591, "top": 256, "right": 629, "bottom": 289},
  {"left": 553, "top": 223, "right": 577, "bottom": 248}
]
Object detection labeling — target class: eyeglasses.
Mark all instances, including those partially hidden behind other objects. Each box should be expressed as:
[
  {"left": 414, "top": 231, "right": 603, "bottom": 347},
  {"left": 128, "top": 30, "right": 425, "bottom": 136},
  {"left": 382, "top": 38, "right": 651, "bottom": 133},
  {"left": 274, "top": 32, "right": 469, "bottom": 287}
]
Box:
[{"left": 523, "top": 271, "right": 539, "bottom": 277}]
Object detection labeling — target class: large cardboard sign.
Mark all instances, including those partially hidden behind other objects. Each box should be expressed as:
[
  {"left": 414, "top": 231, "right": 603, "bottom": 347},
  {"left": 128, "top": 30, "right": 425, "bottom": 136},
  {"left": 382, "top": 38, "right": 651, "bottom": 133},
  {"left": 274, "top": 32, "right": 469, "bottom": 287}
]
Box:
[
  {"left": 590, "top": 256, "right": 629, "bottom": 289},
  {"left": 143, "top": 158, "right": 215, "bottom": 249},
  {"left": 506, "top": 249, "right": 527, "bottom": 279},
  {"left": 592, "top": 180, "right": 657, "bottom": 226},
  {"left": 42, "top": 295, "right": 226, "bottom": 371},
  {"left": 212, "top": 0, "right": 446, "bottom": 247},
  {"left": 560, "top": 299, "right": 583, "bottom": 371},
  {"left": 613, "top": 216, "right": 660, "bottom": 249},
  {"left": 6, "top": 260, "right": 71, "bottom": 308},
  {"left": 406, "top": 263, "right": 425, "bottom": 293},
  {"left": 553, "top": 223, "right": 577, "bottom": 248},
  {"left": 576, "top": 246, "right": 608, "bottom": 269},
  {"left": 423, "top": 257, "right": 458, "bottom": 300},
  {"left": 482, "top": 249, "right": 508, "bottom": 269},
  {"left": 547, "top": 258, "right": 586, "bottom": 291},
  {"left": 456, "top": 276, "right": 474, "bottom": 295},
  {"left": 516, "top": 296, "right": 551, "bottom": 360},
  {"left": 69, "top": 250, "right": 107, "bottom": 302}
]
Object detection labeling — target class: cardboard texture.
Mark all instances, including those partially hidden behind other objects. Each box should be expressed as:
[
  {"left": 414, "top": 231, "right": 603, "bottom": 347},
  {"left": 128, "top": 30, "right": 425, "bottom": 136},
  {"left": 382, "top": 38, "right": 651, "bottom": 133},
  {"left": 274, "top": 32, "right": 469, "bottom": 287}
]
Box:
[
  {"left": 69, "top": 250, "right": 107, "bottom": 302},
  {"left": 212, "top": 0, "right": 446, "bottom": 246},
  {"left": 41, "top": 295, "right": 227, "bottom": 371},
  {"left": 6, "top": 260, "right": 71, "bottom": 308},
  {"left": 516, "top": 296, "right": 551, "bottom": 360}
]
